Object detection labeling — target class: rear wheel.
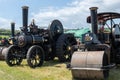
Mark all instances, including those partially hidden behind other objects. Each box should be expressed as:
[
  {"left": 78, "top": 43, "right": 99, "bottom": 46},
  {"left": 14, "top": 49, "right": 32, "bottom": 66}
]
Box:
[
  {"left": 56, "top": 34, "right": 77, "bottom": 62},
  {"left": 5, "top": 45, "right": 22, "bottom": 66},
  {"left": 27, "top": 45, "right": 44, "bottom": 68}
]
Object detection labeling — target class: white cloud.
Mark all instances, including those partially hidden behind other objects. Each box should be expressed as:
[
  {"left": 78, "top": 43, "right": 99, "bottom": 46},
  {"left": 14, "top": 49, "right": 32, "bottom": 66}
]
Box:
[
  {"left": 0, "top": 0, "right": 119, "bottom": 30},
  {"left": 0, "top": 17, "right": 12, "bottom": 29},
  {"left": 0, "top": 17, "right": 21, "bottom": 30},
  {"left": 32, "top": 0, "right": 120, "bottom": 29},
  {"left": 103, "top": 0, "right": 120, "bottom": 6}
]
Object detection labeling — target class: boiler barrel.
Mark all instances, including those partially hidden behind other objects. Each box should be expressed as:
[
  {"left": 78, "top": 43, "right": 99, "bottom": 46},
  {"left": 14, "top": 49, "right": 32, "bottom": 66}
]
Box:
[
  {"left": 71, "top": 51, "right": 109, "bottom": 79},
  {"left": 18, "top": 35, "right": 44, "bottom": 47}
]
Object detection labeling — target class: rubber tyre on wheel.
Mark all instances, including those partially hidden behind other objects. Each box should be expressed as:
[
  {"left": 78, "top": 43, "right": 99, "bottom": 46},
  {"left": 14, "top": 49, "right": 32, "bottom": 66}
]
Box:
[{"left": 27, "top": 45, "right": 44, "bottom": 68}]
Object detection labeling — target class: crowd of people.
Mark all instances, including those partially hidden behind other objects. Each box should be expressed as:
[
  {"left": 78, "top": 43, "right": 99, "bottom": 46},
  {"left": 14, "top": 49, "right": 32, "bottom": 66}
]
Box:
[{"left": 0, "top": 38, "right": 10, "bottom": 46}]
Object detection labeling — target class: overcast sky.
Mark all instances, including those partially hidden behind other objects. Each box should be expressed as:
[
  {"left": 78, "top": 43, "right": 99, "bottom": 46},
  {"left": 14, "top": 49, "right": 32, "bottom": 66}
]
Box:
[{"left": 0, "top": 0, "right": 120, "bottom": 30}]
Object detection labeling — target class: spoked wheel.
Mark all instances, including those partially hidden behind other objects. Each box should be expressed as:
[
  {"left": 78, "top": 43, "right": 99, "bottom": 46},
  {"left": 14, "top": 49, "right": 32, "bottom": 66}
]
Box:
[
  {"left": 5, "top": 45, "right": 22, "bottom": 66},
  {"left": 27, "top": 45, "right": 44, "bottom": 68},
  {"left": 56, "top": 34, "right": 77, "bottom": 62}
]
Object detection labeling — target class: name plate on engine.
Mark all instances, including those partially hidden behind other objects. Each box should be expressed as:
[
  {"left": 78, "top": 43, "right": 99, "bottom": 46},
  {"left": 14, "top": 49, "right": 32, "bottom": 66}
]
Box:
[{"left": 85, "top": 34, "right": 92, "bottom": 41}]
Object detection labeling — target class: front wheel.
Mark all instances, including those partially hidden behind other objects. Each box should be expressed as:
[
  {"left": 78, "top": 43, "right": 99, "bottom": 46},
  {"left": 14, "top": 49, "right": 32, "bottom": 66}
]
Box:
[
  {"left": 27, "top": 45, "right": 44, "bottom": 68},
  {"left": 5, "top": 45, "right": 22, "bottom": 66}
]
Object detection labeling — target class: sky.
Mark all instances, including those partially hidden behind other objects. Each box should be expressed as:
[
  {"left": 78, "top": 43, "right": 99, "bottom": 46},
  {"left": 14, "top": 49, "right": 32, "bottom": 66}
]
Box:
[{"left": 0, "top": 0, "right": 120, "bottom": 30}]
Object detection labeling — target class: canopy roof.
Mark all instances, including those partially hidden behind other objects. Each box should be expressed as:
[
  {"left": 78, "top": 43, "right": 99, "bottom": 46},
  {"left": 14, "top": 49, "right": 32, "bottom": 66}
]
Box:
[
  {"left": 65, "top": 28, "right": 90, "bottom": 40},
  {"left": 87, "top": 12, "right": 120, "bottom": 24}
]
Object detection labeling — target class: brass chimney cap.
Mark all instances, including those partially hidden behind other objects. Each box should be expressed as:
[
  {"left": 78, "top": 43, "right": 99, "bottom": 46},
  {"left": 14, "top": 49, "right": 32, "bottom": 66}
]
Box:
[{"left": 89, "top": 7, "right": 98, "bottom": 10}]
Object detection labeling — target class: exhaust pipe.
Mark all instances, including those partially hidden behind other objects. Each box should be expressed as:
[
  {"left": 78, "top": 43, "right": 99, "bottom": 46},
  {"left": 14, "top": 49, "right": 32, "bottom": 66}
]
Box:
[
  {"left": 22, "top": 6, "right": 29, "bottom": 33},
  {"left": 11, "top": 22, "right": 15, "bottom": 37},
  {"left": 89, "top": 7, "right": 98, "bottom": 34}
]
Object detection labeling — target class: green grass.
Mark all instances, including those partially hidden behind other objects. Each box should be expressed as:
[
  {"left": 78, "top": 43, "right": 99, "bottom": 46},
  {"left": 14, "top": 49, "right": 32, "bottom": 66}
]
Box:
[
  {"left": 0, "top": 60, "right": 72, "bottom": 80},
  {"left": 108, "top": 67, "right": 120, "bottom": 80},
  {"left": 0, "top": 35, "right": 10, "bottom": 39},
  {"left": 0, "top": 59, "right": 120, "bottom": 80}
]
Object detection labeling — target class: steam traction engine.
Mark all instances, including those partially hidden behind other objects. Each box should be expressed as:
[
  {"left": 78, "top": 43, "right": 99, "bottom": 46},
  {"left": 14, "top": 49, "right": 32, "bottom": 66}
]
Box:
[
  {"left": 5, "top": 6, "right": 77, "bottom": 68},
  {"left": 69, "top": 7, "right": 120, "bottom": 80}
]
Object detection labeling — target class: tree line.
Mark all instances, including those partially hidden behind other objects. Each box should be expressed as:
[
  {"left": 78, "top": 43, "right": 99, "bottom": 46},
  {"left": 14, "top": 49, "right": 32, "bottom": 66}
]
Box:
[
  {"left": 0, "top": 29, "right": 20, "bottom": 40},
  {"left": 0, "top": 29, "right": 20, "bottom": 35},
  {"left": 0, "top": 29, "right": 11, "bottom": 35}
]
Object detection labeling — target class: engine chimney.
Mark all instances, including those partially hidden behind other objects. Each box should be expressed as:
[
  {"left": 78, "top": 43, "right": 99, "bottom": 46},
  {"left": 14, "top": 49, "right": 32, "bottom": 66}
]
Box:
[
  {"left": 89, "top": 7, "right": 98, "bottom": 34},
  {"left": 11, "top": 22, "right": 15, "bottom": 37},
  {"left": 22, "top": 6, "right": 29, "bottom": 33}
]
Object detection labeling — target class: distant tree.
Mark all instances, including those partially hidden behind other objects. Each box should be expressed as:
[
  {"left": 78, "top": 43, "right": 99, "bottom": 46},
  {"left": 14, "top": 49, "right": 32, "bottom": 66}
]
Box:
[{"left": 0, "top": 36, "right": 2, "bottom": 40}]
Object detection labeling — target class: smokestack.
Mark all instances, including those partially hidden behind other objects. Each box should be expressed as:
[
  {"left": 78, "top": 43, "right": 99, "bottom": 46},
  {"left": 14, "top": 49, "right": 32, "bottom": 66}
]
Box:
[
  {"left": 22, "top": 6, "right": 29, "bottom": 33},
  {"left": 89, "top": 7, "right": 98, "bottom": 34},
  {"left": 11, "top": 22, "right": 15, "bottom": 37}
]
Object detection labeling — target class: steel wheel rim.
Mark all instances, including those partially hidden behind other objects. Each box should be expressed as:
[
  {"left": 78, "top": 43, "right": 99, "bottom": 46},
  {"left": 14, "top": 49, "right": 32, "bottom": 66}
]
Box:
[
  {"left": 29, "top": 47, "right": 42, "bottom": 67},
  {"left": 7, "top": 46, "right": 21, "bottom": 66}
]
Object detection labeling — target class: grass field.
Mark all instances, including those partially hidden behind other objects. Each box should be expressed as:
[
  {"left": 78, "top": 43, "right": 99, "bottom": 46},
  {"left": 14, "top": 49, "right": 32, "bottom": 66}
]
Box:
[
  {"left": 0, "top": 35, "right": 10, "bottom": 39},
  {"left": 0, "top": 59, "right": 120, "bottom": 80}
]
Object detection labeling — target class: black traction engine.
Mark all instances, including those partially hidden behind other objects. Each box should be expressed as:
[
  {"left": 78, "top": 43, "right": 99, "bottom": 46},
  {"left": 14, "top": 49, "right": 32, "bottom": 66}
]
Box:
[{"left": 5, "top": 6, "right": 77, "bottom": 68}]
